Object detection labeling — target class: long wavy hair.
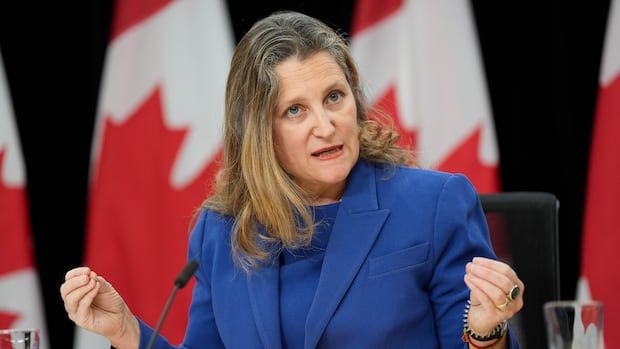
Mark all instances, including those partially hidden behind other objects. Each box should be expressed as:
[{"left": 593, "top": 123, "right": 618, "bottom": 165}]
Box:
[{"left": 205, "top": 11, "right": 413, "bottom": 271}]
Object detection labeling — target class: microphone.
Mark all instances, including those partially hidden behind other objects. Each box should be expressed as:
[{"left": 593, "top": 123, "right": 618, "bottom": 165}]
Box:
[{"left": 145, "top": 260, "right": 199, "bottom": 349}]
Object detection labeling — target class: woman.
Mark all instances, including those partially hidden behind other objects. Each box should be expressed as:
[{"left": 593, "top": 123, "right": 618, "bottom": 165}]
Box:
[{"left": 61, "top": 11, "right": 524, "bottom": 349}]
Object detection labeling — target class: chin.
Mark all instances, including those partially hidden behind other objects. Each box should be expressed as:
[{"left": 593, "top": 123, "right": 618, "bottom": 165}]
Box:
[{"left": 321, "top": 166, "right": 353, "bottom": 183}]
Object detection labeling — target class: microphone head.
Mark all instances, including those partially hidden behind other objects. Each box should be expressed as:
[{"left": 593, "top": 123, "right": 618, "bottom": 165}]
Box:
[{"left": 174, "top": 260, "right": 199, "bottom": 288}]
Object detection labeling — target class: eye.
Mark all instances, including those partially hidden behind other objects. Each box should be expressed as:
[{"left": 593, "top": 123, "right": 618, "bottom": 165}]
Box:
[
  {"left": 327, "top": 91, "right": 342, "bottom": 103},
  {"left": 286, "top": 105, "right": 302, "bottom": 118}
]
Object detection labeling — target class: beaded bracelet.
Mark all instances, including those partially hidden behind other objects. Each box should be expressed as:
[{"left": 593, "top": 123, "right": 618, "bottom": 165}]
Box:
[
  {"left": 462, "top": 299, "right": 508, "bottom": 341},
  {"left": 462, "top": 331, "right": 507, "bottom": 349}
]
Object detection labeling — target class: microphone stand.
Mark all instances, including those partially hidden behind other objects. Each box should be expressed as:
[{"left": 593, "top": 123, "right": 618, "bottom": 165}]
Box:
[{"left": 145, "top": 260, "right": 199, "bottom": 349}]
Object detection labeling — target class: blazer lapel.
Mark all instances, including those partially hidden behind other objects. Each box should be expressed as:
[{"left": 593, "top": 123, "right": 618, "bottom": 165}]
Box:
[
  {"left": 247, "top": 256, "right": 282, "bottom": 349},
  {"left": 304, "top": 161, "right": 389, "bottom": 349}
]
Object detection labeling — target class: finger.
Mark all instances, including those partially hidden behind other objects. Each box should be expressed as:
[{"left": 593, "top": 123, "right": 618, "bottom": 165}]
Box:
[
  {"left": 464, "top": 274, "right": 505, "bottom": 323},
  {"left": 472, "top": 257, "right": 518, "bottom": 280},
  {"left": 465, "top": 275, "right": 490, "bottom": 309},
  {"left": 465, "top": 272, "right": 510, "bottom": 309},
  {"left": 65, "top": 267, "right": 91, "bottom": 281},
  {"left": 64, "top": 277, "right": 97, "bottom": 316},
  {"left": 75, "top": 280, "right": 101, "bottom": 325},
  {"left": 63, "top": 276, "right": 95, "bottom": 315},
  {"left": 473, "top": 258, "right": 526, "bottom": 305},
  {"left": 467, "top": 262, "right": 514, "bottom": 295},
  {"left": 469, "top": 292, "right": 483, "bottom": 306},
  {"left": 464, "top": 274, "right": 495, "bottom": 307},
  {"left": 510, "top": 277, "right": 526, "bottom": 310},
  {"left": 517, "top": 277, "right": 525, "bottom": 296},
  {"left": 465, "top": 276, "right": 506, "bottom": 323},
  {"left": 467, "top": 265, "right": 526, "bottom": 317},
  {"left": 96, "top": 276, "right": 114, "bottom": 293},
  {"left": 60, "top": 274, "right": 91, "bottom": 301}
]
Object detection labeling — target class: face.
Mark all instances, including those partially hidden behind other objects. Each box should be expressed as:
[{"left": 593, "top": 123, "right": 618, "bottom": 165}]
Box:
[{"left": 273, "top": 51, "right": 360, "bottom": 204}]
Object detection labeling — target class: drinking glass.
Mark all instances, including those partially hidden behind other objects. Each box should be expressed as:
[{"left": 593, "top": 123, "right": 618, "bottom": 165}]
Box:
[
  {"left": 544, "top": 300, "right": 604, "bottom": 349},
  {"left": 0, "top": 328, "right": 39, "bottom": 349}
]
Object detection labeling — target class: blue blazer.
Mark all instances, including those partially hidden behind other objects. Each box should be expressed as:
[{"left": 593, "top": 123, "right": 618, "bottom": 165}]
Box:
[{"left": 139, "top": 160, "right": 520, "bottom": 348}]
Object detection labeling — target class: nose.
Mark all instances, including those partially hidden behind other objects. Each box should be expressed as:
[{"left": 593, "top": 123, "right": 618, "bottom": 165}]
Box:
[{"left": 312, "top": 109, "right": 335, "bottom": 138}]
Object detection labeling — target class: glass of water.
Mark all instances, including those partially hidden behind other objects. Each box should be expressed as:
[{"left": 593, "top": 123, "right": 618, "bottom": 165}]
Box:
[
  {"left": 0, "top": 328, "right": 39, "bottom": 349},
  {"left": 544, "top": 300, "right": 604, "bottom": 349}
]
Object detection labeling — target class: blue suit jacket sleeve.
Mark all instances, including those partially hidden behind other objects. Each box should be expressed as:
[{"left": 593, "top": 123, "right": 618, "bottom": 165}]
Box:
[{"left": 430, "top": 174, "right": 519, "bottom": 349}]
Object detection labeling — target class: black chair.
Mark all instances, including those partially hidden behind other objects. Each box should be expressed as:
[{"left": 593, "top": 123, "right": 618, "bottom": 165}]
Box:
[{"left": 479, "top": 192, "right": 560, "bottom": 349}]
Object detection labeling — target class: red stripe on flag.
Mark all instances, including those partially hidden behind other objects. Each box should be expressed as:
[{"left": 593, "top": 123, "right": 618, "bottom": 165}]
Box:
[
  {"left": 0, "top": 150, "right": 33, "bottom": 275},
  {"left": 581, "top": 73, "right": 620, "bottom": 346},
  {"left": 110, "top": 0, "right": 173, "bottom": 41},
  {"left": 436, "top": 126, "right": 500, "bottom": 194},
  {"left": 351, "top": 0, "right": 403, "bottom": 35}
]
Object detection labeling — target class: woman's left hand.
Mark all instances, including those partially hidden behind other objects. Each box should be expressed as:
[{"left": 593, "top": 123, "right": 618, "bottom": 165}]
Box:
[{"left": 464, "top": 257, "right": 525, "bottom": 334}]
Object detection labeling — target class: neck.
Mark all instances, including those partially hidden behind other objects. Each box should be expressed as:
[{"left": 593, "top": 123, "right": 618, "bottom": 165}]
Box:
[
  {"left": 306, "top": 184, "right": 344, "bottom": 205},
  {"left": 310, "top": 196, "right": 342, "bottom": 206},
  {"left": 297, "top": 179, "right": 345, "bottom": 205}
]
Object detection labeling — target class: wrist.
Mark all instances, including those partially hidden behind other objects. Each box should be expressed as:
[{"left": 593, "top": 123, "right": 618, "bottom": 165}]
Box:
[
  {"left": 462, "top": 300, "right": 508, "bottom": 345},
  {"left": 466, "top": 317, "right": 507, "bottom": 341},
  {"left": 109, "top": 312, "right": 140, "bottom": 349},
  {"left": 464, "top": 331, "right": 507, "bottom": 349}
]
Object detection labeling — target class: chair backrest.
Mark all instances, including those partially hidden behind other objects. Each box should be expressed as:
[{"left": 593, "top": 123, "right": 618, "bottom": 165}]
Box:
[{"left": 479, "top": 192, "right": 560, "bottom": 349}]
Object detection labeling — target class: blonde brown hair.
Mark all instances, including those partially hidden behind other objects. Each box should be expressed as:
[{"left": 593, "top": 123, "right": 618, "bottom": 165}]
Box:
[{"left": 205, "top": 11, "right": 413, "bottom": 271}]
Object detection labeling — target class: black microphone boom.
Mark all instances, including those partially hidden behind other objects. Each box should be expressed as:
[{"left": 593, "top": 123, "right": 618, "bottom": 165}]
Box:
[
  {"left": 174, "top": 260, "right": 199, "bottom": 288},
  {"left": 145, "top": 259, "right": 199, "bottom": 349}
]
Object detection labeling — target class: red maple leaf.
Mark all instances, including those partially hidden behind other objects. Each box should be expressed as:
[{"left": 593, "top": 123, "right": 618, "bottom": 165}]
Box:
[
  {"left": 580, "top": 306, "right": 603, "bottom": 334},
  {"left": 370, "top": 84, "right": 499, "bottom": 193},
  {"left": 0, "top": 311, "right": 20, "bottom": 329},
  {"left": 436, "top": 127, "right": 500, "bottom": 193},
  {"left": 0, "top": 149, "right": 33, "bottom": 276},
  {"left": 85, "top": 87, "right": 220, "bottom": 343},
  {"left": 369, "top": 84, "right": 418, "bottom": 151}
]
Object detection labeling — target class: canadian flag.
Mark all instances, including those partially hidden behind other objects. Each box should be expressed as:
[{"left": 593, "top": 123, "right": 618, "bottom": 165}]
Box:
[
  {"left": 76, "top": 0, "right": 233, "bottom": 347},
  {"left": 0, "top": 54, "right": 49, "bottom": 347},
  {"left": 350, "top": 0, "right": 500, "bottom": 193},
  {"left": 579, "top": 0, "right": 620, "bottom": 346}
]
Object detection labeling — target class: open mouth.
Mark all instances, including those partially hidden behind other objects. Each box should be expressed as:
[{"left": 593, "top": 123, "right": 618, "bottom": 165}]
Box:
[{"left": 311, "top": 145, "right": 344, "bottom": 157}]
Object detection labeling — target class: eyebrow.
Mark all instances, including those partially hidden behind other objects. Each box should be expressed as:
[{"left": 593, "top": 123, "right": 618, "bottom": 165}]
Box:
[{"left": 277, "top": 80, "right": 348, "bottom": 113}]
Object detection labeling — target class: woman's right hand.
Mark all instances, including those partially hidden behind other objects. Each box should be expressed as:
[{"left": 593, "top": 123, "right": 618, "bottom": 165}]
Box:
[{"left": 60, "top": 267, "right": 140, "bottom": 348}]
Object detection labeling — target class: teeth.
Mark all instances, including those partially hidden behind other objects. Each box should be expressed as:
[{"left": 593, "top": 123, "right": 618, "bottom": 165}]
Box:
[{"left": 316, "top": 147, "right": 340, "bottom": 156}]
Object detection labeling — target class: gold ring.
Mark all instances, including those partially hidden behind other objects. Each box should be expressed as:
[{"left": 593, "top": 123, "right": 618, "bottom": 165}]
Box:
[
  {"left": 507, "top": 285, "right": 520, "bottom": 301},
  {"left": 496, "top": 297, "right": 510, "bottom": 311}
]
